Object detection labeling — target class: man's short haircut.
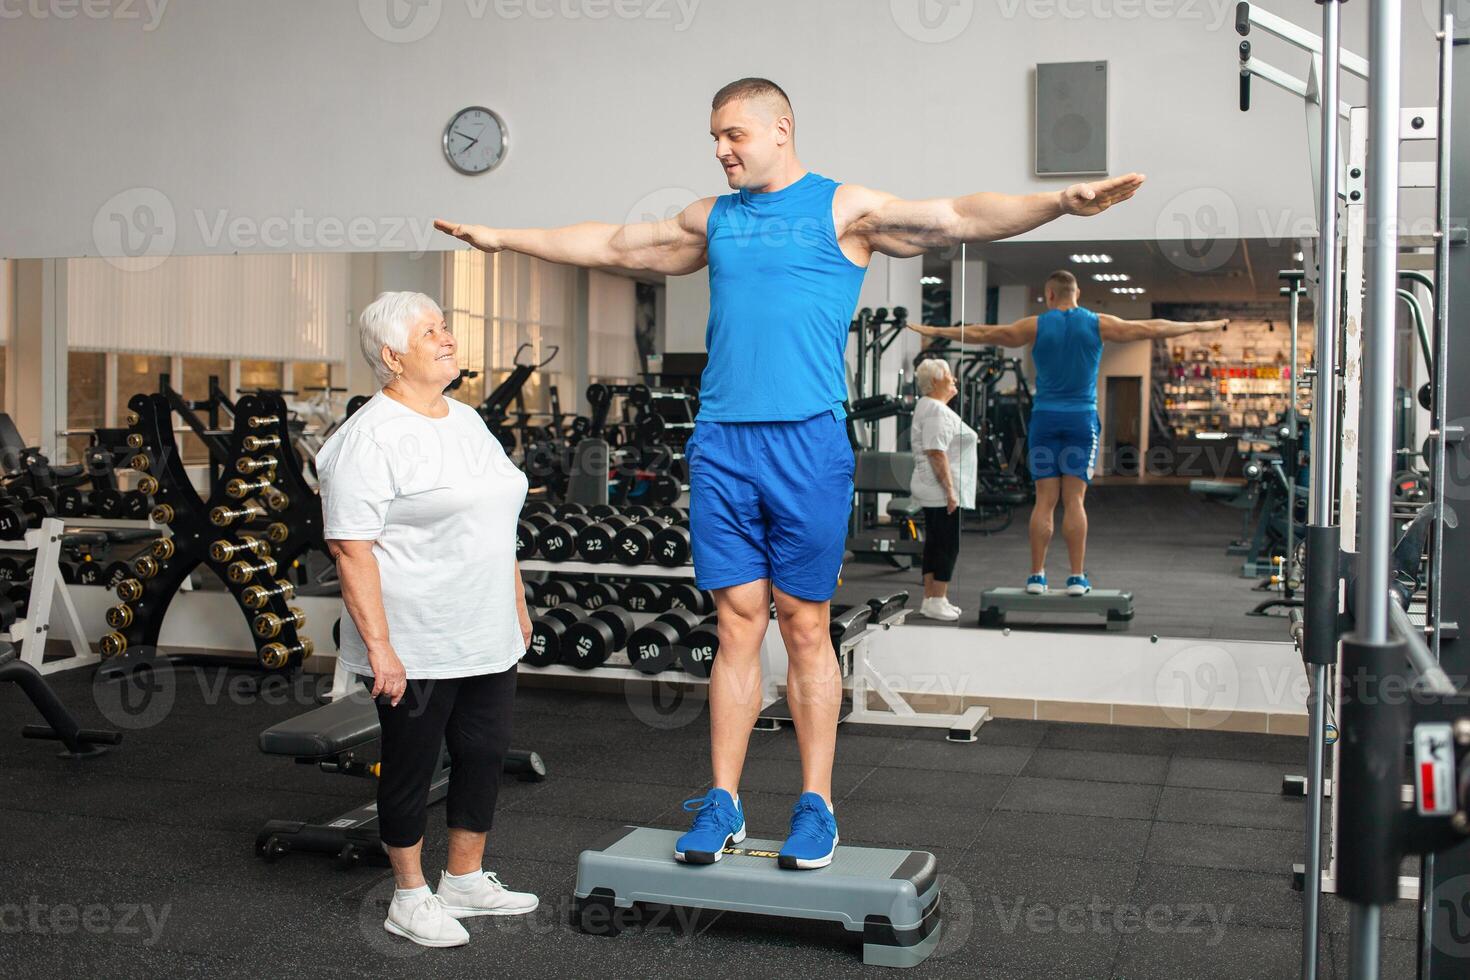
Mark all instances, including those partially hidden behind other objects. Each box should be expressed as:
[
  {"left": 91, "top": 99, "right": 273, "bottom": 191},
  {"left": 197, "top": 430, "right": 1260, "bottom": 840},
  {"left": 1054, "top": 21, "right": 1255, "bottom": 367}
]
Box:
[
  {"left": 1045, "top": 270, "right": 1079, "bottom": 298},
  {"left": 712, "top": 77, "right": 794, "bottom": 128}
]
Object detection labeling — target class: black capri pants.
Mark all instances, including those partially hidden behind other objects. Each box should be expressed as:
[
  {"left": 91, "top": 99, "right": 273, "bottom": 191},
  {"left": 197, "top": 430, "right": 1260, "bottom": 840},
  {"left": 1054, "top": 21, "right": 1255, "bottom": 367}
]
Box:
[
  {"left": 921, "top": 506, "right": 961, "bottom": 582},
  {"left": 366, "top": 665, "right": 518, "bottom": 848}
]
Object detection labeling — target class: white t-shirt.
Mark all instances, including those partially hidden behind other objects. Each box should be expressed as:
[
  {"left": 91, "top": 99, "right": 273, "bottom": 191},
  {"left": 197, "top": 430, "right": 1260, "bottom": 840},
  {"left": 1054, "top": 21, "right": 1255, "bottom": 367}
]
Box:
[
  {"left": 316, "top": 392, "right": 528, "bottom": 679},
  {"left": 909, "top": 396, "right": 978, "bottom": 509}
]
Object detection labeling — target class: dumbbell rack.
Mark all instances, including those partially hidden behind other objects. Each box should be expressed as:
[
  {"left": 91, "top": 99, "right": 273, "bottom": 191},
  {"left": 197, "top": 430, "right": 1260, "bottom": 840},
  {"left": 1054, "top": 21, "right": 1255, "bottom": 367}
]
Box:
[
  {"left": 1, "top": 518, "right": 97, "bottom": 674},
  {"left": 97, "top": 392, "right": 324, "bottom": 673},
  {"left": 520, "top": 559, "right": 694, "bottom": 580}
]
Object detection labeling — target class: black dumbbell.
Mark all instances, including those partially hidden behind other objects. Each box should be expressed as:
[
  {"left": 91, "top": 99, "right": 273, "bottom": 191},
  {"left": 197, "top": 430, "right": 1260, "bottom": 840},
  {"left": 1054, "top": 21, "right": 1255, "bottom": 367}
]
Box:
[
  {"left": 628, "top": 608, "right": 704, "bottom": 675},
  {"left": 524, "top": 604, "right": 583, "bottom": 667},
  {"left": 554, "top": 502, "right": 589, "bottom": 519},
  {"left": 123, "top": 491, "right": 154, "bottom": 519},
  {"left": 0, "top": 501, "right": 27, "bottom": 540},
  {"left": 677, "top": 615, "right": 720, "bottom": 677},
  {"left": 575, "top": 581, "right": 621, "bottom": 611},
  {"left": 536, "top": 514, "right": 593, "bottom": 562},
  {"left": 92, "top": 488, "right": 124, "bottom": 518},
  {"left": 101, "top": 560, "right": 132, "bottom": 591},
  {"left": 20, "top": 496, "right": 57, "bottom": 528},
  {"left": 521, "top": 580, "right": 542, "bottom": 607},
  {"left": 651, "top": 525, "right": 692, "bottom": 567},
  {"left": 622, "top": 503, "right": 654, "bottom": 520},
  {"left": 620, "top": 580, "right": 665, "bottom": 612},
  {"left": 611, "top": 517, "right": 666, "bottom": 566},
  {"left": 522, "top": 500, "right": 555, "bottom": 518},
  {"left": 649, "top": 474, "right": 688, "bottom": 506},
  {"left": 658, "top": 582, "right": 712, "bottom": 614},
  {"left": 57, "top": 486, "right": 92, "bottom": 517},
  {"left": 577, "top": 516, "right": 632, "bottom": 563},
  {"left": 562, "top": 605, "right": 635, "bottom": 670},
  {"left": 587, "top": 503, "right": 619, "bottom": 519},
  {"left": 0, "top": 556, "right": 35, "bottom": 583},
  {"left": 654, "top": 505, "right": 687, "bottom": 526},
  {"left": 537, "top": 580, "right": 579, "bottom": 607},
  {"left": 516, "top": 520, "right": 539, "bottom": 560}
]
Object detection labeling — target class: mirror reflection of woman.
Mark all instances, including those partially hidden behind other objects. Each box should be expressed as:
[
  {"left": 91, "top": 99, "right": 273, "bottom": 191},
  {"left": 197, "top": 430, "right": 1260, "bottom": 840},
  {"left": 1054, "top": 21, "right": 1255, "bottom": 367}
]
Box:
[{"left": 909, "top": 357, "right": 978, "bottom": 620}]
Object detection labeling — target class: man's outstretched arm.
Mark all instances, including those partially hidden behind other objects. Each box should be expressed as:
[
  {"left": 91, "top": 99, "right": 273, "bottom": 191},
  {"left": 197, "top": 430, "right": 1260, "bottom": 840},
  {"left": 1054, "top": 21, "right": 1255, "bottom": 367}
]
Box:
[
  {"left": 909, "top": 318, "right": 1038, "bottom": 347},
  {"left": 843, "top": 174, "right": 1145, "bottom": 258},
  {"left": 434, "top": 198, "right": 716, "bottom": 275},
  {"left": 1096, "top": 314, "right": 1229, "bottom": 342}
]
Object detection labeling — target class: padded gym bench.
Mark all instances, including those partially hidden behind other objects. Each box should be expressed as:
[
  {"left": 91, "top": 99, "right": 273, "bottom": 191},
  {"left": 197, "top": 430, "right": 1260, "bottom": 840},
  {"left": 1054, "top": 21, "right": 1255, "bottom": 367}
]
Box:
[
  {"left": 978, "top": 587, "right": 1134, "bottom": 631},
  {"left": 573, "top": 826, "right": 942, "bottom": 968},
  {"left": 256, "top": 689, "right": 546, "bottom": 867}
]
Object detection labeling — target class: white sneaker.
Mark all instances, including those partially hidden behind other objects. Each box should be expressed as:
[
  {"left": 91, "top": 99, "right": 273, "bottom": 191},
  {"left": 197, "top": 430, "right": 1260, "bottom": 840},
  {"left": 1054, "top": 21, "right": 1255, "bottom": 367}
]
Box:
[
  {"left": 436, "top": 870, "right": 540, "bottom": 918},
  {"left": 384, "top": 892, "right": 470, "bottom": 947},
  {"left": 919, "top": 597, "right": 959, "bottom": 621},
  {"left": 941, "top": 597, "right": 963, "bottom": 616}
]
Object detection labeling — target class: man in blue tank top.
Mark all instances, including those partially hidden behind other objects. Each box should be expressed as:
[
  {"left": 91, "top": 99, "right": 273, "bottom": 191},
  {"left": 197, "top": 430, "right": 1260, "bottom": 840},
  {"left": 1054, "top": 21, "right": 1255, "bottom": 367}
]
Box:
[
  {"left": 436, "top": 80, "right": 1143, "bottom": 870},
  {"left": 912, "top": 271, "right": 1226, "bottom": 596}
]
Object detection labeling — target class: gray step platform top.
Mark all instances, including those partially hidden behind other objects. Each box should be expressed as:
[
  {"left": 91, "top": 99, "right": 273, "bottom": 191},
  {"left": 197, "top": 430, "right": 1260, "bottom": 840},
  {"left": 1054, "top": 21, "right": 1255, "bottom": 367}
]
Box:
[
  {"left": 980, "top": 587, "right": 1134, "bottom": 609},
  {"left": 573, "top": 825, "right": 942, "bottom": 968}
]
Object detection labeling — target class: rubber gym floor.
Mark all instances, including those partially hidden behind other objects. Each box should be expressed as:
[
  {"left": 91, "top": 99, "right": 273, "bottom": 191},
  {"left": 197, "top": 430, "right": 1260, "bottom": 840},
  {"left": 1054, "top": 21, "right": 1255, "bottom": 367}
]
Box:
[
  {"left": 1, "top": 662, "right": 1420, "bottom": 979},
  {"left": 836, "top": 484, "right": 1290, "bottom": 642}
]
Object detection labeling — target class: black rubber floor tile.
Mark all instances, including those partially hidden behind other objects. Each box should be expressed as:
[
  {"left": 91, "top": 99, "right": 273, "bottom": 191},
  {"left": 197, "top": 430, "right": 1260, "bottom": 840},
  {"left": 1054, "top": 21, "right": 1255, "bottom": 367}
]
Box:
[
  {"left": 1039, "top": 722, "right": 1182, "bottom": 757},
  {"left": 733, "top": 759, "right": 873, "bottom": 799},
  {"left": 1165, "top": 755, "right": 1303, "bottom": 794},
  {"left": 968, "top": 810, "right": 1153, "bottom": 865},
  {"left": 1129, "top": 862, "right": 1304, "bottom": 932},
  {"left": 998, "top": 776, "right": 1163, "bottom": 820},
  {"left": 1109, "top": 922, "right": 1300, "bottom": 979},
  {"left": 831, "top": 798, "right": 989, "bottom": 852},
  {"left": 1021, "top": 747, "right": 1171, "bottom": 785},
  {"left": 880, "top": 738, "right": 1035, "bottom": 776},
  {"left": 1173, "top": 728, "right": 1307, "bottom": 765},
  {"left": 972, "top": 718, "right": 1054, "bottom": 748},
  {"left": 509, "top": 775, "right": 680, "bottom": 824},
  {"left": 1324, "top": 930, "right": 1419, "bottom": 980},
  {"left": 1144, "top": 821, "right": 1300, "bottom": 874},
  {"left": 1155, "top": 786, "right": 1304, "bottom": 832},
  {"left": 1, "top": 933, "right": 224, "bottom": 980},
  {"left": 844, "top": 765, "right": 1012, "bottom": 809},
  {"left": 745, "top": 728, "right": 902, "bottom": 766}
]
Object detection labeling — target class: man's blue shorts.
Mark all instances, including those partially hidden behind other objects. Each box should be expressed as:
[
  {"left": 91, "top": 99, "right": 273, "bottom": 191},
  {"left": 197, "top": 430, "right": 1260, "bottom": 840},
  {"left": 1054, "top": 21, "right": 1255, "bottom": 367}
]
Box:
[
  {"left": 1028, "top": 409, "right": 1101, "bottom": 482},
  {"left": 686, "top": 411, "right": 854, "bottom": 602}
]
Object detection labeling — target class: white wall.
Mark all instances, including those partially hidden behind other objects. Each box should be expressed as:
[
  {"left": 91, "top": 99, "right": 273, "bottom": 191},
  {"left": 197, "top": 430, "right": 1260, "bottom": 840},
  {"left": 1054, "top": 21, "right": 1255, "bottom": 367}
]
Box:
[{"left": 0, "top": 0, "right": 1441, "bottom": 260}]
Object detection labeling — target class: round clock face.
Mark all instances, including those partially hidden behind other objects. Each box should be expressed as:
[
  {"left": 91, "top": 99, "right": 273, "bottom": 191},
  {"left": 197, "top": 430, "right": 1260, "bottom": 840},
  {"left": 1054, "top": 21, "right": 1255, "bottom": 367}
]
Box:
[{"left": 443, "top": 107, "right": 507, "bottom": 175}]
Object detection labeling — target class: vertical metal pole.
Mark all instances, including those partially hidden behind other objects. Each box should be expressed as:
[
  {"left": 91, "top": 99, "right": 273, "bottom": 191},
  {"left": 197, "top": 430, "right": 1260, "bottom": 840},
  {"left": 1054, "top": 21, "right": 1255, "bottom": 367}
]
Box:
[
  {"left": 1429, "top": 13, "right": 1455, "bottom": 663},
  {"left": 1348, "top": 0, "right": 1403, "bottom": 976},
  {"left": 1286, "top": 279, "right": 1300, "bottom": 591},
  {"left": 1302, "top": 6, "right": 1344, "bottom": 978},
  {"left": 1419, "top": 17, "right": 1454, "bottom": 978}
]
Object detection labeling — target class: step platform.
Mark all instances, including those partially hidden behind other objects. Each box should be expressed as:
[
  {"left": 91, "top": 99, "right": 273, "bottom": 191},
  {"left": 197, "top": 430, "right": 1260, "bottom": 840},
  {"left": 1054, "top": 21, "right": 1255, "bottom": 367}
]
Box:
[
  {"left": 977, "top": 587, "right": 1134, "bottom": 630},
  {"left": 572, "top": 826, "right": 941, "bottom": 968}
]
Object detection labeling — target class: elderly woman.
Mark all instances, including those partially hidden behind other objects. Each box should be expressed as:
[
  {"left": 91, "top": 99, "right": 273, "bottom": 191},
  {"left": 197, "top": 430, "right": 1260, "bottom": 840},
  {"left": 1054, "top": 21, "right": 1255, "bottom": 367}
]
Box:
[
  {"left": 316, "top": 291, "right": 537, "bottom": 949},
  {"left": 909, "top": 356, "right": 977, "bottom": 620}
]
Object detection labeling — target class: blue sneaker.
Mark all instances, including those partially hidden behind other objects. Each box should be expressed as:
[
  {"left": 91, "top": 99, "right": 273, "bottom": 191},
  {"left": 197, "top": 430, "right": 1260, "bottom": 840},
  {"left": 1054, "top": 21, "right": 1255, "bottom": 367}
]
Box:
[
  {"left": 1025, "top": 573, "right": 1047, "bottom": 595},
  {"left": 674, "top": 788, "right": 745, "bottom": 864},
  {"left": 1066, "top": 574, "right": 1091, "bottom": 596},
  {"left": 778, "top": 792, "right": 839, "bottom": 870}
]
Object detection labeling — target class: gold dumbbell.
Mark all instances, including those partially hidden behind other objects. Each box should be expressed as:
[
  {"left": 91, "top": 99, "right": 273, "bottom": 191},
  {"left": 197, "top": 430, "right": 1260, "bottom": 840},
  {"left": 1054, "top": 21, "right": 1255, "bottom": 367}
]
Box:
[
  {"left": 130, "top": 453, "right": 150, "bottom": 472},
  {"left": 136, "top": 475, "right": 159, "bottom": 495},
  {"left": 241, "top": 579, "right": 296, "bottom": 610},
  {"left": 105, "top": 605, "right": 134, "bottom": 629},
  {"left": 226, "top": 477, "right": 273, "bottom": 500},
  {"left": 132, "top": 555, "right": 160, "bottom": 579},
  {"left": 150, "top": 538, "right": 175, "bottom": 561},
  {"left": 248, "top": 415, "right": 280, "bottom": 429},
  {"left": 210, "top": 502, "right": 266, "bottom": 527},
  {"left": 125, "top": 412, "right": 139, "bottom": 426},
  {"left": 227, "top": 556, "right": 279, "bottom": 584},
  {"left": 100, "top": 632, "right": 128, "bottom": 657},
  {"left": 264, "top": 489, "right": 290, "bottom": 512},
  {"left": 126, "top": 433, "right": 144, "bottom": 449},
  {"left": 258, "top": 637, "right": 313, "bottom": 670},
  {"left": 150, "top": 504, "right": 175, "bottom": 525},
  {"left": 116, "top": 578, "right": 145, "bottom": 602},
  {"left": 243, "top": 434, "right": 281, "bottom": 452},
  {"left": 235, "top": 455, "right": 275, "bottom": 475},
  {"left": 209, "top": 535, "right": 269, "bottom": 563},
  {"left": 253, "top": 606, "right": 305, "bottom": 639},
  {"left": 265, "top": 522, "right": 291, "bottom": 544}
]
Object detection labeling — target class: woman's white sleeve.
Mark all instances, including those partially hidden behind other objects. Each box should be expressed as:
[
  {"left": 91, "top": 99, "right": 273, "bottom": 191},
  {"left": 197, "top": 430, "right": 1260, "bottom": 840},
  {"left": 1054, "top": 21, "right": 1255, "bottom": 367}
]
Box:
[{"left": 318, "top": 433, "right": 395, "bottom": 540}]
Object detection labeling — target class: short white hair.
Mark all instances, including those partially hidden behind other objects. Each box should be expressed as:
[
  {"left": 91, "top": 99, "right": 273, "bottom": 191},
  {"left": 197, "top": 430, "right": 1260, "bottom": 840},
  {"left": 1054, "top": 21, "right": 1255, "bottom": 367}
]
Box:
[
  {"left": 915, "top": 357, "right": 954, "bottom": 396},
  {"left": 358, "top": 291, "right": 443, "bottom": 388}
]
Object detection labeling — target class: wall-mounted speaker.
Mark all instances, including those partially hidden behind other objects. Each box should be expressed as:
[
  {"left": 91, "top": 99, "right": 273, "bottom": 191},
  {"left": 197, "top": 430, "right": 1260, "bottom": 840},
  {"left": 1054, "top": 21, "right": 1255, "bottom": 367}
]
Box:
[{"left": 1035, "top": 61, "right": 1108, "bottom": 177}]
